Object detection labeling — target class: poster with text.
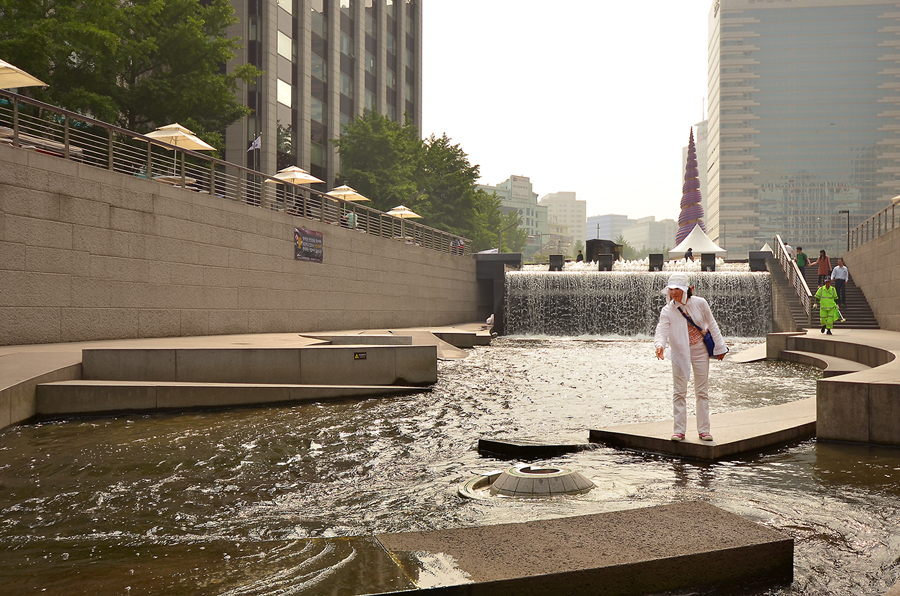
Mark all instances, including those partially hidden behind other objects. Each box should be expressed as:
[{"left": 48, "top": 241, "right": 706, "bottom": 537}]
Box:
[{"left": 294, "top": 227, "right": 323, "bottom": 263}]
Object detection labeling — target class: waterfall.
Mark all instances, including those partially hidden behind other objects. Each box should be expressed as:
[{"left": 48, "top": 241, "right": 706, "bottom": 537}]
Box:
[{"left": 504, "top": 271, "right": 772, "bottom": 337}]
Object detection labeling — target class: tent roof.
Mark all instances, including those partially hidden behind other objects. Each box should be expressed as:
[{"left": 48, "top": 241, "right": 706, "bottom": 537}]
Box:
[{"left": 668, "top": 224, "right": 726, "bottom": 257}]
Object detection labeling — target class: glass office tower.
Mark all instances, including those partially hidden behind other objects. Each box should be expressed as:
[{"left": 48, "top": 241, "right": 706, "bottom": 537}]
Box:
[
  {"left": 707, "top": 0, "right": 900, "bottom": 259},
  {"left": 224, "top": 0, "right": 422, "bottom": 189}
]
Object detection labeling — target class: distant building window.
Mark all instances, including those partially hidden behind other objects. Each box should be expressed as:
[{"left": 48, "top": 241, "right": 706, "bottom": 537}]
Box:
[
  {"left": 277, "top": 0, "right": 292, "bottom": 15},
  {"left": 277, "top": 78, "right": 292, "bottom": 106},
  {"left": 277, "top": 31, "right": 293, "bottom": 60}
]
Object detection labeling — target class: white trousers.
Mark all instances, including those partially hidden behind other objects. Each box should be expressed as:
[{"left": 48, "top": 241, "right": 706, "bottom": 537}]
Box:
[{"left": 672, "top": 340, "right": 711, "bottom": 435}]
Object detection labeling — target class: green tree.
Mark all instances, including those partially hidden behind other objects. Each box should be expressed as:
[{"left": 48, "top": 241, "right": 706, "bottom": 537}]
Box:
[
  {"left": 0, "top": 0, "right": 259, "bottom": 145},
  {"left": 615, "top": 235, "right": 639, "bottom": 261},
  {"left": 335, "top": 111, "right": 526, "bottom": 252},
  {"left": 333, "top": 111, "right": 422, "bottom": 212}
]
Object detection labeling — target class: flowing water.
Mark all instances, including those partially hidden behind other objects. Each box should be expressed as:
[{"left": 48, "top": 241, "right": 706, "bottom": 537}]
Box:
[
  {"left": 506, "top": 270, "right": 772, "bottom": 337},
  {"left": 1, "top": 338, "right": 899, "bottom": 596}
]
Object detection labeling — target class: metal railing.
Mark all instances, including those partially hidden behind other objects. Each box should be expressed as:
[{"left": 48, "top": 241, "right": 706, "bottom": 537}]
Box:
[
  {"left": 0, "top": 90, "right": 469, "bottom": 256},
  {"left": 848, "top": 201, "right": 898, "bottom": 251},
  {"left": 774, "top": 235, "right": 813, "bottom": 327}
]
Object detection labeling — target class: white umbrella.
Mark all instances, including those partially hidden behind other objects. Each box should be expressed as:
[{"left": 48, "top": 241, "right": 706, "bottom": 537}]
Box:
[
  {"left": 0, "top": 59, "right": 46, "bottom": 89},
  {"left": 327, "top": 184, "right": 370, "bottom": 201},
  {"left": 145, "top": 123, "right": 215, "bottom": 173},
  {"left": 386, "top": 205, "right": 421, "bottom": 218},
  {"left": 387, "top": 205, "right": 422, "bottom": 241},
  {"left": 265, "top": 166, "right": 323, "bottom": 185},
  {"left": 145, "top": 123, "right": 215, "bottom": 151}
]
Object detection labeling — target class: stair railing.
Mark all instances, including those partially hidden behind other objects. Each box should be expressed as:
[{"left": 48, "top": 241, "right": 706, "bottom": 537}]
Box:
[{"left": 774, "top": 235, "right": 813, "bottom": 327}]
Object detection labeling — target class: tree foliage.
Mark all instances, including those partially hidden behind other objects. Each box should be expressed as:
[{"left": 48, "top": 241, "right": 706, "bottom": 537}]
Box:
[
  {"left": 0, "top": 0, "right": 259, "bottom": 146},
  {"left": 335, "top": 111, "right": 522, "bottom": 252}
]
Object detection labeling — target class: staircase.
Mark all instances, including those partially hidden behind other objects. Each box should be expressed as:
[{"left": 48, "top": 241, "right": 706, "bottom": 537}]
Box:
[{"left": 769, "top": 257, "right": 879, "bottom": 330}]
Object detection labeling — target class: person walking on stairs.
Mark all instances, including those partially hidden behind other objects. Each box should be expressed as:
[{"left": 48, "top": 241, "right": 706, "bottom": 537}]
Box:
[
  {"left": 815, "top": 276, "right": 839, "bottom": 335},
  {"left": 810, "top": 249, "right": 831, "bottom": 286},
  {"left": 831, "top": 258, "right": 849, "bottom": 306}
]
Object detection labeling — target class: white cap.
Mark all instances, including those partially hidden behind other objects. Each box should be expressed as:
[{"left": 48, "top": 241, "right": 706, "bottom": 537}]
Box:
[{"left": 662, "top": 273, "right": 690, "bottom": 304}]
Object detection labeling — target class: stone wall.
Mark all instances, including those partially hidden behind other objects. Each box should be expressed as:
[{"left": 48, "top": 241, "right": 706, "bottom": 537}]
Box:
[
  {"left": 844, "top": 222, "right": 900, "bottom": 332},
  {"left": 0, "top": 145, "right": 479, "bottom": 346}
]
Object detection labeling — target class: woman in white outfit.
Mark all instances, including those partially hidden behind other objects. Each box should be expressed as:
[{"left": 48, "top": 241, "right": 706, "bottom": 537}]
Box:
[{"left": 654, "top": 273, "right": 728, "bottom": 442}]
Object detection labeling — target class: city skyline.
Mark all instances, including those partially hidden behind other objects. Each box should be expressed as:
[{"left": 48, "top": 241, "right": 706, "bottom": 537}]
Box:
[{"left": 421, "top": 0, "right": 710, "bottom": 221}]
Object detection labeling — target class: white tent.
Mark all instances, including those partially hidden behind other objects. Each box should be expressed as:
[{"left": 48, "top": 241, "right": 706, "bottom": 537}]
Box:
[
  {"left": 668, "top": 223, "right": 726, "bottom": 258},
  {"left": 759, "top": 242, "right": 773, "bottom": 252}
]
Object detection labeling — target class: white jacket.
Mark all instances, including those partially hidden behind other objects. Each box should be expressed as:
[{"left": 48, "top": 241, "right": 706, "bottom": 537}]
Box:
[{"left": 654, "top": 295, "right": 728, "bottom": 378}]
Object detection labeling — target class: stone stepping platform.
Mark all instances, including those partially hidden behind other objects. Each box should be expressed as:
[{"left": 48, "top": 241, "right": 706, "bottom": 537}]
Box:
[
  {"left": 780, "top": 349, "right": 871, "bottom": 377},
  {"left": 36, "top": 380, "right": 422, "bottom": 416},
  {"left": 477, "top": 437, "right": 596, "bottom": 459},
  {"left": 590, "top": 398, "right": 816, "bottom": 461},
  {"left": 373, "top": 501, "right": 793, "bottom": 596}
]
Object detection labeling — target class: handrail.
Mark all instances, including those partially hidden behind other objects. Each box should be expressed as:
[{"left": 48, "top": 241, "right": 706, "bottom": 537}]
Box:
[
  {"left": 774, "top": 235, "right": 812, "bottom": 327},
  {"left": 848, "top": 201, "right": 898, "bottom": 251},
  {"left": 0, "top": 89, "right": 469, "bottom": 256}
]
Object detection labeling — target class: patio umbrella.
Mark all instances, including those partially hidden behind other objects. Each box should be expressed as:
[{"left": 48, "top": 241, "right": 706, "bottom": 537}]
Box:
[
  {"left": 0, "top": 59, "right": 46, "bottom": 89},
  {"left": 327, "top": 185, "right": 370, "bottom": 201},
  {"left": 386, "top": 205, "right": 421, "bottom": 218},
  {"left": 387, "top": 205, "right": 422, "bottom": 240},
  {"left": 264, "top": 166, "right": 324, "bottom": 185},
  {"left": 145, "top": 123, "right": 215, "bottom": 172},
  {"left": 265, "top": 166, "right": 323, "bottom": 216}
]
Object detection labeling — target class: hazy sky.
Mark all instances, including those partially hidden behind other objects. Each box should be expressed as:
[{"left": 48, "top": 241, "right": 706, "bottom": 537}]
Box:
[{"left": 421, "top": 0, "right": 712, "bottom": 221}]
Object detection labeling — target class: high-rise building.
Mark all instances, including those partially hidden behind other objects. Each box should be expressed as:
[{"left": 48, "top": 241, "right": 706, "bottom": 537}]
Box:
[
  {"left": 224, "top": 0, "right": 422, "bottom": 188},
  {"left": 707, "top": 0, "right": 898, "bottom": 259},
  {"left": 586, "top": 214, "right": 635, "bottom": 242},
  {"left": 478, "top": 175, "right": 548, "bottom": 257},
  {"left": 621, "top": 216, "right": 677, "bottom": 254},
  {"left": 538, "top": 192, "right": 587, "bottom": 252}
]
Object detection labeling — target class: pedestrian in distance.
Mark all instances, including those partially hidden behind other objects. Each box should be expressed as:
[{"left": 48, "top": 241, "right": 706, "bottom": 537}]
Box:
[
  {"left": 815, "top": 276, "right": 839, "bottom": 335},
  {"left": 810, "top": 249, "right": 831, "bottom": 287},
  {"left": 654, "top": 273, "right": 728, "bottom": 443},
  {"left": 684, "top": 247, "right": 694, "bottom": 262},
  {"left": 796, "top": 247, "right": 809, "bottom": 277},
  {"left": 576, "top": 250, "right": 584, "bottom": 262},
  {"left": 831, "top": 257, "right": 849, "bottom": 306}
]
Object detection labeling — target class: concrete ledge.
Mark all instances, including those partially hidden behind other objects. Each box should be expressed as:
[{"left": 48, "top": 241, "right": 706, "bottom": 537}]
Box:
[
  {"left": 477, "top": 438, "right": 596, "bottom": 459},
  {"left": 777, "top": 330, "right": 900, "bottom": 445},
  {"left": 374, "top": 501, "right": 793, "bottom": 596},
  {"left": 82, "top": 344, "right": 438, "bottom": 386},
  {"left": 431, "top": 331, "right": 476, "bottom": 349},
  {"left": 780, "top": 350, "right": 871, "bottom": 377},
  {"left": 301, "top": 334, "right": 413, "bottom": 345},
  {"left": 35, "top": 380, "right": 423, "bottom": 416},
  {"left": 590, "top": 398, "right": 816, "bottom": 461},
  {"left": 0, "top": 352, "right": 82, "bottom": 428}
]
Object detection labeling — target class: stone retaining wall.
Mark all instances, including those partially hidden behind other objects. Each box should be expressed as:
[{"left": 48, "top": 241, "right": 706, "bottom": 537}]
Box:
[
  {"left": 0, "top": 145, "right": 479, "bottom": 346},
  {"left": 844, "top": 224, "right": 900, "bottom": 331}
]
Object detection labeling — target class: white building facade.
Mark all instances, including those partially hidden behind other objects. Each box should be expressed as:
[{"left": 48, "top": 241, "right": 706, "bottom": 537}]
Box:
[
  {"left": 538, "top": 192, "right": 586, "bottom": 253},
  {"left": 586, "top": 214, "right": 635, "bottom": 242},
  {"left": 621, "top": 216, "right": 677, "bottom": 254},
  {"left": 478, "top": 175, "right": 548, "bottom": 256}
]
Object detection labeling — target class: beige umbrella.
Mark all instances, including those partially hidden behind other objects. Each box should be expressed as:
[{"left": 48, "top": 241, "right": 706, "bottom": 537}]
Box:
[
  {"left": 265, "top": 166, "right": 324, "bottom": 185},
  {"left": 0, "top": 59, "right": 46, "bottom": 89},
  {"left": 145, "top": 123, "right": 215, "bottom": 173},
  {"left": 387, "top": 205, "right": 422, "bottom": 241},
  {"left": 386, "top": 205, "right": 421, "bottom": 218},
  {"left": 327, "top": 184, "right": 370, "bottom": 202},
  {"left": 145, "top": 123, "right": 215, "bottom": 151}
]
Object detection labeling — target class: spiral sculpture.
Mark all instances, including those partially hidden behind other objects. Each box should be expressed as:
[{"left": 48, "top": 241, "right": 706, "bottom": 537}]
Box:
[{"left": 676, "top": 128, "right": 706, "bottom": 245}]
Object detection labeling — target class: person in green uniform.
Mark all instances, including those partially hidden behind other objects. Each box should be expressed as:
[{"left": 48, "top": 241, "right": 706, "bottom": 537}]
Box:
[{"left": 815, "top": 276, "right": 839, "bottom": 335}]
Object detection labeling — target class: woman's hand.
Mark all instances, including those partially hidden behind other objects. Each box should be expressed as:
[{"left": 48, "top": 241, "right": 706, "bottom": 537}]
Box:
[
  {"left": 655, "top": 346, "right": 664, "bottom": 360},
  {"left": 716, "top": 353, "right": 725, "bottom": 361}
]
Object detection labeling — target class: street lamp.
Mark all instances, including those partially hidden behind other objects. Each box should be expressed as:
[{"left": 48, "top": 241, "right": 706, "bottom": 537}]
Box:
[{"left": 838, "top": 210, "right": 850, "bottom": 253}]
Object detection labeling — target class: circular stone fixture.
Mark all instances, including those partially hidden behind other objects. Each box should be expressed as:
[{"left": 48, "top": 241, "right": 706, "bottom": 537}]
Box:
[{"left": 458, "top": 465, "right": 594, "bottom": 499}]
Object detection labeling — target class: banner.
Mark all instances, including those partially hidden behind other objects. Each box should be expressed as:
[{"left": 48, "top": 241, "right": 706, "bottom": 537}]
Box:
[{"left": 294, "top": 227, "right": 323, "bottom": 263}]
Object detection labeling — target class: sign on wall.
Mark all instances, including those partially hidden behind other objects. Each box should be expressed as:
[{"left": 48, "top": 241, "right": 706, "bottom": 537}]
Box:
[{"left": 294, "top": 227, "right": 323, "bottom": 263}]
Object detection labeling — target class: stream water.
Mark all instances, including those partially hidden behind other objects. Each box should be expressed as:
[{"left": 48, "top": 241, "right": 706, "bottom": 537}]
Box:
[{"left": 0, "top": 338, "right": 898, "bottom": 595}]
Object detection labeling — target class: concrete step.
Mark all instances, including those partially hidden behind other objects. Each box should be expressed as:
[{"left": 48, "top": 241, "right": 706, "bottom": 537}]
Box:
[
  {"left": 374, "top": 502, "right": 792, "bottom": 595},
  {"left": 81, "top": 344, "right": 438, "bottom": 386},
  {"left": 36, "top": 380, "right": 424, "bottom": 416},
  {"left": 779, "top": 349, "right": 871, "bottom": 377}
]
